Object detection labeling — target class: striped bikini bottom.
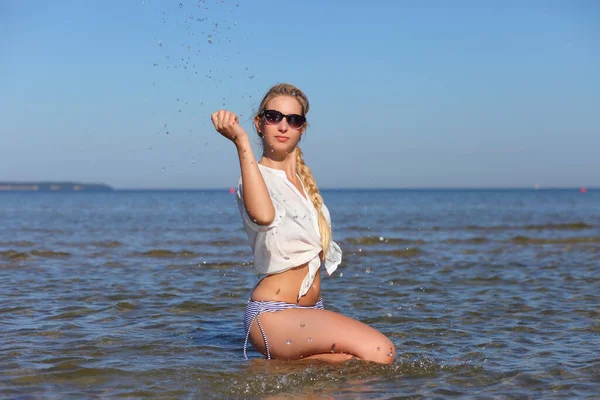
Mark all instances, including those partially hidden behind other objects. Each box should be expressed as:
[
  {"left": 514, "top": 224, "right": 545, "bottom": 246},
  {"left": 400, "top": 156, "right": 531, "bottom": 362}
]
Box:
[{"left": 243, "top": 298, "right": 324, "bottom": 360}]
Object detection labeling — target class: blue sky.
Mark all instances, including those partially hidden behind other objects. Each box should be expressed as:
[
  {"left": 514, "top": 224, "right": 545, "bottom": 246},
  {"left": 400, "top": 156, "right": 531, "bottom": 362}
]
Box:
[{"left": 1, "top": 0, "right": 598, "bottom": 189}]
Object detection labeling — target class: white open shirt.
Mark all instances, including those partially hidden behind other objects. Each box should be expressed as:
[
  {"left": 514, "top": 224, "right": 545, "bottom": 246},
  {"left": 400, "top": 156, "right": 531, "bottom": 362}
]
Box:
[{"left": 236, "top": 164, "right": 342, "bottom": 300}]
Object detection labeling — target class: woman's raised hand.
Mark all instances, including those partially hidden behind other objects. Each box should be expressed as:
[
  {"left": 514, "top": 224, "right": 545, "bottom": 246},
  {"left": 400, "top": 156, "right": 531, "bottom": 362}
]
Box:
[{"left": 211, "top": 110, "right": 248, "bottom": 144}]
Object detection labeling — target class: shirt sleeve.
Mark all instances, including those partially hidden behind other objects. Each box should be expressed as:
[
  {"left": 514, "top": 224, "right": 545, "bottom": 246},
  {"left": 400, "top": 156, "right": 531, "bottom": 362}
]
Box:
[{"left": 236, "top": 178, "right": 285, "bottom": 232}]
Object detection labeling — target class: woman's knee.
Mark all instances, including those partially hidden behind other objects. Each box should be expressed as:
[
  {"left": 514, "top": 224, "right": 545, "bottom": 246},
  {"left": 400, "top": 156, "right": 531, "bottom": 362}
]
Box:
[{"left": 359, "top": 336, "right": 396, "bottom": 364}]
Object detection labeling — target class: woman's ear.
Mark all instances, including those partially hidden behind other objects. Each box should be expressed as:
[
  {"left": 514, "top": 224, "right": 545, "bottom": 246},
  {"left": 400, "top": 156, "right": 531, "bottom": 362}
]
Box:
[{"left": 253, "top": 116, "right": 262, "bottom": 135}]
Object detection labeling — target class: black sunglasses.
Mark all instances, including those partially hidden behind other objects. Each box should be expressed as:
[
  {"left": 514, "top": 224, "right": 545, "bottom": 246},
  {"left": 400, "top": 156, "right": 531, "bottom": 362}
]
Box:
[{"left": 260, "top": 109, "right": 306, "bottom": 129}]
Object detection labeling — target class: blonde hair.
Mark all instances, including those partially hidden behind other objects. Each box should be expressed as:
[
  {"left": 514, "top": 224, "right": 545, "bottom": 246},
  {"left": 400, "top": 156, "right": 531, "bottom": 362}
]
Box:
[{"left": 254, "top": 83, "right": 331, "bottom": 258}]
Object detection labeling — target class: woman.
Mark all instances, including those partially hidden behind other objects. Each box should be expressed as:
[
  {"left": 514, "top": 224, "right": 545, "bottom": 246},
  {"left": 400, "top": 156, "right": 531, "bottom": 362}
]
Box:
[{"left": 211, "top": 83, "right": 395, "bottom": 364}]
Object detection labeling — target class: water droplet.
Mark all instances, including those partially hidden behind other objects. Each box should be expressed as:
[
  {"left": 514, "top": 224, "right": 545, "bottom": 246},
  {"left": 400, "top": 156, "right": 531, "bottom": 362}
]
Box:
[
  {"left": 300, "top": 323, "right": 305, "bottom": 328},
  {"left": 365, "top": 267, "right": 371, "bottom": 273},
  {"left": 179, "top": 3, "right": 183, "bottom": 8},
  {"left": 389, "top": 281, "right": 394, "bottom": 286},
  {"left": 192, "top": 159, "right": 196, "bottom": 164},
  {"left": 307, "top": 337, "right": 312, "bottom": 342},
  {"left": 339, "top": 272, "right": 343, "bottom": 277},
  {"left": 387, "top": 313, "right": 392, "bottom": 317},
  {"left": 161, "top": 167, "right": 166, "bottom": 171},
  {"left": 286, "top": 339, "right": 291, "bottom": 345},
  {"left": 377, "top": 347, "right": 380, "bottom": 351},
  {"left": 388, "top": 352, "right": 393, "bottom": 357},
  {"left": 158, "top": 40, "right": 163, "bottom": 47}
]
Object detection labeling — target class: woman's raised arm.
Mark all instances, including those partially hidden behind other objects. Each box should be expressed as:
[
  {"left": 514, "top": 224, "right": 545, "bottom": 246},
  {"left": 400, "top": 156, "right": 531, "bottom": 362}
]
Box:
[{"left": 211, "top": 110, "right": 275, "bottom": 226}]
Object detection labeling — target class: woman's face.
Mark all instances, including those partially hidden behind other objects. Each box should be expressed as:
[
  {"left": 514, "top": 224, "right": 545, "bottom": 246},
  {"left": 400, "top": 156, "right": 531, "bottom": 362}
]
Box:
[{"left": 255, "top": 96, "right": 305, "bottom": 157}]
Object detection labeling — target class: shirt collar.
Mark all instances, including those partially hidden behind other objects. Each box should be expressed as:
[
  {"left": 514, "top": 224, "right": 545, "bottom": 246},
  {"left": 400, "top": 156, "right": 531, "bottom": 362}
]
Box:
[{"left": 258, "top": 163, "right": 287, "bottom": 178}]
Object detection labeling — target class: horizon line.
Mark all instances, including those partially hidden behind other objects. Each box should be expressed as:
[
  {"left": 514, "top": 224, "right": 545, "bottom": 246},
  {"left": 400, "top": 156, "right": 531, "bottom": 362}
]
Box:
[
  {"left": 0, "top": 180, "right": 597, "bottom": 192},
  {"left": 113, "top": 186, "right": 598, "bottom": 191}
]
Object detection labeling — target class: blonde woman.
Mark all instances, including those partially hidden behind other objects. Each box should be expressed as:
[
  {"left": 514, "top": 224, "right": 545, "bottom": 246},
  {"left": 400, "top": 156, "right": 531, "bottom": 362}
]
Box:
[{"left": 211, "top": 83, "right": 395, "bottom": 364}]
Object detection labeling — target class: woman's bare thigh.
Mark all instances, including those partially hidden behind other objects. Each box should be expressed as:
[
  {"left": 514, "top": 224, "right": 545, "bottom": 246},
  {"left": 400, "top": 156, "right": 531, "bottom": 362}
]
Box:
[{"left": 249, "top": 308, "right": 395, "bottom": 364}]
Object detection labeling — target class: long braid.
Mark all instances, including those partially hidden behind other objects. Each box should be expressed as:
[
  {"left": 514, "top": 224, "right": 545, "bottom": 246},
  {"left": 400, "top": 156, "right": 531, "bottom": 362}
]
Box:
[{"left": 296, "top": 148, "right": 331, "bottom": 259}]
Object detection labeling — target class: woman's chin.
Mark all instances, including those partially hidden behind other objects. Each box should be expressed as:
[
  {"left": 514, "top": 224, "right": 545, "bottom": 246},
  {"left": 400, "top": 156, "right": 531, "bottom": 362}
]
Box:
[{"left": 265, "top": 144, "right": 296, "bottom": 156}]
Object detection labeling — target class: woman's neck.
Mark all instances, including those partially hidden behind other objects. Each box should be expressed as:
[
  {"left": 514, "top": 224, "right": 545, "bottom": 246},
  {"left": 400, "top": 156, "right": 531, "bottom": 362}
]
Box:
[{"left": 259, "top": 150, "right": 297, "bottom": 175}]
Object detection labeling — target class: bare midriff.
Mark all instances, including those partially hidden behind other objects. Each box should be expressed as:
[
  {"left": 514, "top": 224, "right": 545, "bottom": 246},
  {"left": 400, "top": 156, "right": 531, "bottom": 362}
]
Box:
[{"left": 250, "top": 262, "right": 321, "bottom": 306}]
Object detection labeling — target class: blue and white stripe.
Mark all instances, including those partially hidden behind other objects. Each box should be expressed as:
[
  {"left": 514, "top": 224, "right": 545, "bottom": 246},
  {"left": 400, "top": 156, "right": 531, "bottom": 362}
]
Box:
[{"left": 243, "top": 298, "right": 324, "bottom": 360}]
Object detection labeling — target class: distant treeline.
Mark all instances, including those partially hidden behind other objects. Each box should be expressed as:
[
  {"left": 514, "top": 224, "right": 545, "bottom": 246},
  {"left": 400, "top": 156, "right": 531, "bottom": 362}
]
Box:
[{"left": 0, "top": 182, "right": 114, "bottom": 192}]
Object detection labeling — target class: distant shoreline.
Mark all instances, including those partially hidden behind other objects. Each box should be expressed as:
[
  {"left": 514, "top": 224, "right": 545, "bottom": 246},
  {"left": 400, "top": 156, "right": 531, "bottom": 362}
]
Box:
[{"left": 0, "top": 182, "right": 114, "bottom": 192}]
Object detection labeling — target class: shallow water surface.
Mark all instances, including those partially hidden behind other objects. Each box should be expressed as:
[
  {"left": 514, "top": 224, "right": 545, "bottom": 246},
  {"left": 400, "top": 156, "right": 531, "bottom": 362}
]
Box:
[{"left": 1, "top": 189, "right": 599, "bottom": 398}]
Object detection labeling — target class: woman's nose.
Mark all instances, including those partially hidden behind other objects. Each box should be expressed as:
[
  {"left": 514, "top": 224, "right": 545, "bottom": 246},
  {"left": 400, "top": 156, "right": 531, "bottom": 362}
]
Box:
[{"left": 277, "top": 119, "right": 289, "bottom": 131}]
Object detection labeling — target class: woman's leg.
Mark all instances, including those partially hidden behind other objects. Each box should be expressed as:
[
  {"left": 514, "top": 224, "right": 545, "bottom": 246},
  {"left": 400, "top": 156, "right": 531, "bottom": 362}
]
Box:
[
  {"left": 248, "top": 308, "right": 396, "bottom": 364},
  {"left": 301, "top": 353, "right": 355, "bottom": 362}
]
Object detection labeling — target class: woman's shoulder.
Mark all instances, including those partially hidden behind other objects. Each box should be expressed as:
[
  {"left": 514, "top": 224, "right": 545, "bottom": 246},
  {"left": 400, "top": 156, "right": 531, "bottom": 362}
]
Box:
[
  {"left": 237, "top": 164, "right": 286, "bottom": 202},
  {"left": 256, "top": 163, "right": 283, "bottom": 180}
]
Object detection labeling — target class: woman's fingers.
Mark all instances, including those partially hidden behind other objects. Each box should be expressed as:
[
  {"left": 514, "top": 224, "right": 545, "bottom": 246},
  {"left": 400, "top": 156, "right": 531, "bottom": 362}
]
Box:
[
  {"left": 223, "top": 111, "right": 233, "bottom": 127},
  {"left": 228, "top": 111, "right": 239, "bottom": 127},
  {"left": 211, "top": 111, "right": 221, "bottom": 128},
  {"left": 213, "top": 110, "right": 232, "bottom": 127},
  {"left": 217, "top": 110, "right": 226, "bottom": 126},
  {"left": 210, "top": 110, "right": 243, "bottom": 141}
]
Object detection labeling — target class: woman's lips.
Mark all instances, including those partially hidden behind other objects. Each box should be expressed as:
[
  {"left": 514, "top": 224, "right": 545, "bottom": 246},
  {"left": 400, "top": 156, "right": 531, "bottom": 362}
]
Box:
[{"left": 275, "top": 136, "right": 289, "bottom": 142}]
